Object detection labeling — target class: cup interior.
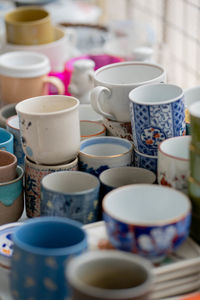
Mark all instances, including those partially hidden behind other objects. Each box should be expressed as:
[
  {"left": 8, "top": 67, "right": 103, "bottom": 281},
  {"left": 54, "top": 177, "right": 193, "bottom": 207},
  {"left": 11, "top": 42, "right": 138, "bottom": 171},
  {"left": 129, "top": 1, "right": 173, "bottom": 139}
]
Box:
[
  {"left": 129, "top": 83, "right": 183, "bottom": 105},
  {"left": 42, "top": 171, "right": 99, "bottom": 193},
  {"left": 95, "top": 62, "right": 164, "bottom": 85},
  {"left": 103, "top": 185, "right": 190, "bottom": 225},
  {"left": 7, "top": 115, "right": 19, "bottom": 130},
  {"left": 6, "top": 7, "right": 49, "bottom": 23},
  {"left": 16, "top": 95, "right": 78, "bottom": 114},
  {"left": 80, "top": 121, "right": 105, "bottom": 138},
  {"left": 0, "top": 150, "right": 16, "bottom": 167},
  {"left": 0, "top": 128, "right": 12, "bottom": 144},
  {"left": 80, "top": 137, "right": 132, "bottom": 156},
  {"left": 159, "top": 136, "right": 191, "bottom": 160},
  {"left": 13, "top": 217, "right": 86, "bottom": 254},
  {"left": 100, "top": 167, "right": 156, "bottom": 188}
]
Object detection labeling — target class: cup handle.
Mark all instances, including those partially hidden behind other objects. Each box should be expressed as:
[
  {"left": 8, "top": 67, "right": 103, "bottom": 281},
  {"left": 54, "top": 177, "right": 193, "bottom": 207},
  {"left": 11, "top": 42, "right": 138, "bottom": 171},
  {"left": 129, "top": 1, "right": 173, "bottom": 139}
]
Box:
[
  {"left": 90, "top": 86, "right": 116, "bottom": 120},
  {"left": 43, "top": 76, "right": 65, "bottom": 95}
]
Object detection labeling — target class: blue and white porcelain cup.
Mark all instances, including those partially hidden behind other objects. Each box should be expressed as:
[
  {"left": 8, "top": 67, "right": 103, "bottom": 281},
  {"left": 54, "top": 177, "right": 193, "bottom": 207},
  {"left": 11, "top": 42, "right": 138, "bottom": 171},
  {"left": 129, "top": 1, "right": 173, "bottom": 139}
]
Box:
[
  {"left": 134, "top": 148, "right": 158, "bottom": 175},
  {"left": 79, "top": 136, "right": 134, "bottom": 177},
  {"left": 6, "top": 115, "right": 25, "bottom": 169},
  {"left": 129, "top": 83, "right": 186, "bottom": 156},
  {"left": 10, "top": 216, "right": 87, "bottom": 300},
  {"left": 0, "top": 128, "right": 13, "bottom": 153},
  {"left": 40, "top": 171, "right": 100, "bottom": 224}
]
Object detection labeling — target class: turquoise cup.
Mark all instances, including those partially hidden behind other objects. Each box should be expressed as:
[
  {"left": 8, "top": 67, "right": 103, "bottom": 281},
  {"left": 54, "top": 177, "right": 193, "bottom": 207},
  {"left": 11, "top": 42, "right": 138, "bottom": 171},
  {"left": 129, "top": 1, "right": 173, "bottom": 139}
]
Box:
[{"left": 0, "top": 127, "right": 14, "bottom": 153}]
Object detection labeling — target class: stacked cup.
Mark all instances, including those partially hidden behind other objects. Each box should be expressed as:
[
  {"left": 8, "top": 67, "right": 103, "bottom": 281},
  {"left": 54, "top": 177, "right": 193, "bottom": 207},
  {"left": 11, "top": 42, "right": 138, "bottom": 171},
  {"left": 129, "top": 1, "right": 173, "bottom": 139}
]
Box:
[
  {"left": 129, "top": 83, "right": 186, "bottom": 175},
  {"left": 187, "top": 101, "right": 200, "bottom": 243},
  {"left": 16, "top": 95, "right": 80, "bottom": 218}
]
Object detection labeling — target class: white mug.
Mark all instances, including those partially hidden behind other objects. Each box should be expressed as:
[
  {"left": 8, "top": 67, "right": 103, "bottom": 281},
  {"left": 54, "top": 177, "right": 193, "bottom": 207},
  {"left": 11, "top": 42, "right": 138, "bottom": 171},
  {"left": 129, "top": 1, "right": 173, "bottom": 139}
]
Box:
[
  {"left": 16, "top": 95, "right": 80, "bottom": 165},
  {"left": 90, "top": 61, "right": 166, "bottom": 122}
]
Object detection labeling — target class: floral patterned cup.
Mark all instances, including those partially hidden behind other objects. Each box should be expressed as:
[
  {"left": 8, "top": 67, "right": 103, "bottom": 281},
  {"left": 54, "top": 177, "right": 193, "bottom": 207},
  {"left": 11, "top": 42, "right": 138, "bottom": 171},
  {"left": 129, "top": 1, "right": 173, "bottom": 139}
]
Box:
[{"left": 129, "top": 83, "right": 186, "bottom": 156}]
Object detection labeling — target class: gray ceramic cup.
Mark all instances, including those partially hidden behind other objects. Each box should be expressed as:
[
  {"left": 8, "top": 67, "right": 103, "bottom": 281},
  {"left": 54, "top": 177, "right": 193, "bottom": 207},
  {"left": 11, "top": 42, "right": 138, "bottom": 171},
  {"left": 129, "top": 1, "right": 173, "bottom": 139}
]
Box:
[
  {"left": 40, "top": 171, "right": 100, "bottom": 225},
  {"left": 66, "top": 250, "right": 154, "bottom": 300}
]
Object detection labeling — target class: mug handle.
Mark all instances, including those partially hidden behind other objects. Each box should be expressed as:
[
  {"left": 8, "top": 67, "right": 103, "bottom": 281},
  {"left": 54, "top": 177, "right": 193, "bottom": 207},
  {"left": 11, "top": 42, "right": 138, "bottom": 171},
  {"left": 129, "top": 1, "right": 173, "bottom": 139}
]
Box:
[
  {"left": 90, "top": 86, "right": 116, "bottom": 120},
  {"left": 43, "top": 76, "right": 65, "bottom": 95}
]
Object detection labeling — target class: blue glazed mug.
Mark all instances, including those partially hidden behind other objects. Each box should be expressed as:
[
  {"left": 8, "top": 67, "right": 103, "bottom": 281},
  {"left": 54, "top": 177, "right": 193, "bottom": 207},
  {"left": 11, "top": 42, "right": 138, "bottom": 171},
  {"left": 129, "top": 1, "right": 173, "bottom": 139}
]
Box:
[
  {"left": 129, "top": 83, "right": 186, "bottom": 156},
  {"left": 10, "top": 216, "right": 87, "bottom": 300},
  {"left": 0, "top": 128, "right": 13, "bottom": 153},
  {"left": 40, "top": 171, "right": 100, "bottom": 224}
]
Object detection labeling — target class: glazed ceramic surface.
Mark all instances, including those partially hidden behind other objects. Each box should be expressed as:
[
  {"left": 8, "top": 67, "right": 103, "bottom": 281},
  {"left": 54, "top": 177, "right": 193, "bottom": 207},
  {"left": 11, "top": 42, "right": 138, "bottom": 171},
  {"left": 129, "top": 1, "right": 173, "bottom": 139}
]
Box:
[
  {"left": 80, "top": 120, "right": 106, "bottom": 140},
  {"left": 66, "top": 250, "right": 153, "bottom": 300},
  {"left": 189, "top": 143, "right": 200, "bottom": 183},
  {"left": 103, "top": 117, "right": 133, "bottom": 142},
  {"left": 10, "top": 217, "right": 87, "bottom": 300},
  {"left": 0, "top": 166, "right": 24, "bottom": 225},
  {"left": 0, "top": 150, "right": 17, "bottom": 183},
  {"left": 158, "top": 136, "right": 191, "bottom": 193},
  {"left": 25, "top": 156, "right": 78, "bottom": 218},
  {"left": 103, "top": 184, "right": 191, "bottom": 262},
  {"left": 79, "top": 104, "right": 103, "bottom": 122},
  {"left": 6, "top": 115, "right": 25, "bottom": 169},
  {"left": 134, "top": 149, "right": 158, "bottom": 175},
  {"left": 5, "top": 6, "right": 54, "bottom": 45},
  {"left": 0, "top": 51, "right": 64, "bottom": 104},
  {"left": 0, "top": 128, "right": 13, "bottom": 153},
  {"left": 16, "top": 95, "right": 80, "bottom": 165},
  {"left": 0, "top": 103, "right": 16, "bottom": 128},
  {"left": 90, "top": 62, "right": 166, "bottom": 122},
  {"left": 189, "top": 101, "right": 200, "bottom": 149},
  {"left": 79, "top": 136, "right": 133, "bottom": 177},
  {"left": 129, "top": 83, "right": 186, "bottom": 156},
  {"left": 40, "top": 171, "right": 100, "bottom": 224}
]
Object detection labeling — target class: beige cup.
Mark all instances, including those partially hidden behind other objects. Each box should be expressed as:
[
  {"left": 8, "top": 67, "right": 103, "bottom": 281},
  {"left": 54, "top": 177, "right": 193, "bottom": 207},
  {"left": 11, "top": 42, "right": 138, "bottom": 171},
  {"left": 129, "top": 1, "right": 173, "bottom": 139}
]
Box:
[
  {"left": 0, "top": 51, "right": 65, "bottom": 104},
  {"left": 5, "top": 6, "right": 54, "bottom": 45},
  {"left": 0, "top": 150, "right": 17, "bottom": 183}
]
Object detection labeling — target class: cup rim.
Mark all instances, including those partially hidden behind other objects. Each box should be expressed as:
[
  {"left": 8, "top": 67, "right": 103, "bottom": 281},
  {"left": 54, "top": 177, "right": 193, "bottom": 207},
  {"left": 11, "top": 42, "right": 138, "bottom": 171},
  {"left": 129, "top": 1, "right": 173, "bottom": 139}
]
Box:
[
  {"left": 12, "top": 216, "right": 87, "bottom": 256},
  {"left": 0, "top": 128, "right": 13, "bottom": 146},
  {"left": 93, "top": 61, "right": 165, "bottom": 87},
  {"left": 66, "top": 250, "right": 153, "bottom": 299},
  {"left": 6, "top": 115, "right": 19, "bottom": 131},
  {"left": 25, "top": 155, "right": 78, "bottom": 169},
  {"left": 158, "top": 135, "right": 191, "bottom": 162},
  {"left": 102, "top": 184, "right": 191, "bottom": 226},
  {"left": 79, "top": 136, "right": 133, "bottom": 159},
  {"left": 129, "top": 83, "right": 184, "bottom": 106},
  {"left": 80, "top": 120, "right": 106, "bottom": 138},
  {"left": 0, "top": 150, "right": 17, "bottom": 169},
  {"left": 16, "top": 95, "right": 80, "bottom": 116},
  {"left": 0, "top": 165, "right": 24, "bottom": 186}
]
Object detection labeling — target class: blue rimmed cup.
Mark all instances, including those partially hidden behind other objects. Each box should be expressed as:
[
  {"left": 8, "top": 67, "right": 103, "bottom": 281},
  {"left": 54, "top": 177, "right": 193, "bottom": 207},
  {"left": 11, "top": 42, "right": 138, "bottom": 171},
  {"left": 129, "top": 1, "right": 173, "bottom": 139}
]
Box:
[
  {"left": 134, "top": 148, "right": 158, "bottom": 175},
  {"left": 0, "top": 128, "right": 14, "bottom": 153},
  {"left": 129, "top": 83, "right": 186, "bottom": 156},
  {"left": 40, "top": 171, "right": 100, "bottom": 224},
  {"left": 79, "top": 136, "right": 134, "bottom": 177},
  {"left": 10, "top": 216, "right": 87, "bottom": 300}
]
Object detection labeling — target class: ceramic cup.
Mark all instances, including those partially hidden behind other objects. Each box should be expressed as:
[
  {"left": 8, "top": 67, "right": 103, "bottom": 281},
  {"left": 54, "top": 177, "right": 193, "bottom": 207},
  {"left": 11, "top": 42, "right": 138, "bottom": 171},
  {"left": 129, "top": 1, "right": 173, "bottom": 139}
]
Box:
[
  {"left": 0, "top": 166, "right": 24, "bottom": 225},
  {"left": 0, "top": 128, "right": 13, "bottom": 153},
  {"left": 16, "top": 95, "right": 80, "bottom": 165},
  {"left": 40, "top": 171, "right": 100, "bottom": 225},
  {"left": 189, "top": 143, "right": 200, "bottom": 183},
  {"left": 25, "top": 156, "right": 78, "bottom": 218},
  {"left": 103, "top": 117, "right": 133, "bottom": 142},
  {"left": 134, "top": 149, "right": 158, "bottom": 175},
  {"left": 90, "top": 61, "right": 166, "bottom": 122},
  {"left": 3, "top": 26, "right": 76, "bottom": 72},
  {"left": 6, "top": 115, "right": 25, "bottom": 169},
  {"left": 66, "top": 250, "right": 154, "bottom": 300},
  {"left": 188, "top": 176, "right": 200, "bottom": 215},
  {"left": 157, "top": 136, "right": 191, "bottom": 194},
  {"left": 0, "top": 150, "right": 17, "bottom": 183},
  {"left": 80, "top": 120, "right": 106, "bottom": 140},
  {"left": 10, "top": 216, "right": 87, "bottom": 300},
  {"left": 79, "top": 136, "right": 134, "bottom": 177},
  {"left": 79, "top": 104, "right": 103, "bottom": 123},
  {"left": 103, "top": 184, "right": 191, "bottom": 262},
  {"left": 129, "top": 83, "right": 186, "bottom": 156},
  {"left": 0, "top": 103, "right": 16, "bottom": 128},
  {"left": 184, "top": 86, "right": 200, "bottom": 123},
  {"left": 189, "top": 101, "right": 200, "bottom": 150},
  {"left": 5, "top": 6, "right": 54, "bottom": 45},
  {"left": 0, "top": 51, "right": 65, "bottom": 105}
]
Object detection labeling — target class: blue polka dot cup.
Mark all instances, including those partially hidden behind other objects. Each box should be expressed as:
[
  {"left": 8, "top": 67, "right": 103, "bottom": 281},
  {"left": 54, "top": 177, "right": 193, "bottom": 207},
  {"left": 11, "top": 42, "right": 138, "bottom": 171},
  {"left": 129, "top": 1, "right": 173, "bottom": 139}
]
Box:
[
  {"left": 10, "top": 216, "right": 87, "bottom": 300},
  {"left": 129, "top": 83, "right": 186, "bottom": 156}
]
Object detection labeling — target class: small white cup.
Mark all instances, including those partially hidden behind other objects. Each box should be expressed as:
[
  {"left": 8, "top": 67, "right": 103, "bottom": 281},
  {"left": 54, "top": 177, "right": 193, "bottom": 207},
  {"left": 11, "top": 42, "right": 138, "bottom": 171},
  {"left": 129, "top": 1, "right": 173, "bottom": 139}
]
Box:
[{"left": 16, "top": 95, "right": 80, "bottom": 165}]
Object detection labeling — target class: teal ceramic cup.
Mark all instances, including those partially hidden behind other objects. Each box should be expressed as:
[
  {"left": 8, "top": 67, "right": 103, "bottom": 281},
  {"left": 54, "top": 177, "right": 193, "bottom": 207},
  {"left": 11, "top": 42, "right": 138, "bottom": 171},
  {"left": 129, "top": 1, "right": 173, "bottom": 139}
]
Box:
[
  {"left": 0, "top": 128, "right": 14, "bottom": 153},
  {"left": 0, "top": 166, "right": 24, "bottom": 225},
  {"left": 10, "top": 216, "right": 88, "bottom": 300}
]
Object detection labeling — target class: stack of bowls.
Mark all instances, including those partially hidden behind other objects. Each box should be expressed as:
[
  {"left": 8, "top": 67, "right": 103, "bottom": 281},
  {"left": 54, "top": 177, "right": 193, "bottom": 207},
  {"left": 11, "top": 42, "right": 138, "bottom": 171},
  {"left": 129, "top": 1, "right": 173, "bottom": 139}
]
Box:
[
  {"left": 187, "top": 101, "right": 200, "bottom": 243},
  {"left": 16, "top": 95, "right": 80, "bottom": 218}
]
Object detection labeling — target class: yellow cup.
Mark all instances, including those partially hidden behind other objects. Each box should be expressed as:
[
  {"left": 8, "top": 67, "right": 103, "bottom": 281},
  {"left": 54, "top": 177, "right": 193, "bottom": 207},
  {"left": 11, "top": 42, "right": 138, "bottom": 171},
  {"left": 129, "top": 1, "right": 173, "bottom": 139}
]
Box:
[{"left": 5, "top": 6, "right": 54, "bottom": 45}]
